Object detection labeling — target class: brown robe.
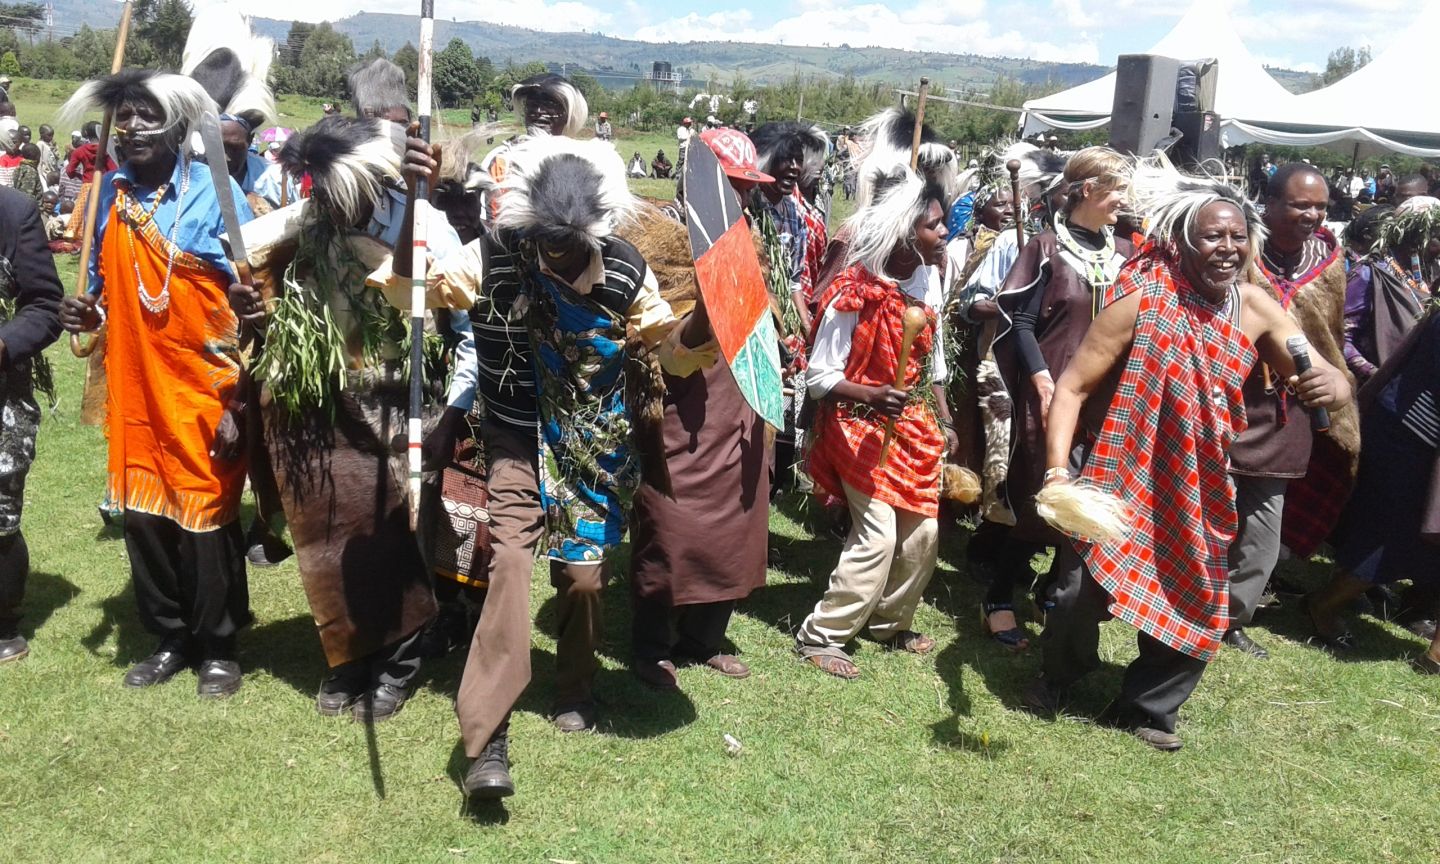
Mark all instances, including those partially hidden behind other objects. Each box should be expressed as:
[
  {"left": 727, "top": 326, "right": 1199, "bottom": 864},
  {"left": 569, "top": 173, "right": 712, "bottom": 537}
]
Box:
[{"left": 993, "top": 228, "right": 1133, "bottom": 543}]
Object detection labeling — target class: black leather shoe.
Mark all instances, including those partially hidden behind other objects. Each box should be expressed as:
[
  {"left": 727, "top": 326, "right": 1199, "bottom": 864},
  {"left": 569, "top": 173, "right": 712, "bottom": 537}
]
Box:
[
  {"left": 1403, "top": 618, "right": 1438, "bottom": 641},
  {"left": 1223, "top": 628, "right": 1270, "bottom": 659},
  {"left": 463, "top": 733, "right": 515, "bottom": 799},
  {"left": 316, "top": 670, "right": 367, "bottom": 717},
  {"left": 123, "top": 636, "right": 192, "bottom": 688},
  {"left": 1020, "top": 676, "right": 1067, "bottom": 716},
  {"left": 1131, "top": 726, "right": 1183, "bottom": 752},
  {"left": 551, "top": 701, "right": 597, "bottom": 733},
  {"left": 196, "top": 659, "right": 243, "bottom": 698},
  {"left": 353, "top": 683, "right": 409, "bottom": 723},
  {"left": 0, "top": 635, "right": 29, "bottom": 663}
]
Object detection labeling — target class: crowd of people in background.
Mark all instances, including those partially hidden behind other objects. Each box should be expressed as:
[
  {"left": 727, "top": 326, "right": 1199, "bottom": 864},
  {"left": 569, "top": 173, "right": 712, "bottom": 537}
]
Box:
[{"left": 0, "top": 5, "right": 1437, "bottom": 810}]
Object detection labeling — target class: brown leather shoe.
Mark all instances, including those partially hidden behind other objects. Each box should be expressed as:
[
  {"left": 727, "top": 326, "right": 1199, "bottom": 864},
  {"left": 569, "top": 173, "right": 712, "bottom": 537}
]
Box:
[
  {"left": 1131, "top": 726, "right": 1183, "bottom": 752},
  {"left": 633, "top": 659, "right": 680, "bottom": 691},
  {"left": 702, "top": 654, "right": 750, "bottom": 679}
]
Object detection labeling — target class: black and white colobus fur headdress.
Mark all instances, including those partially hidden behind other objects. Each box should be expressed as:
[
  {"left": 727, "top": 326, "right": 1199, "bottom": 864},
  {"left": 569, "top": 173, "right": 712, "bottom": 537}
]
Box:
[
  {"left": 279, "top": 115, "right": 405, "bottom": 228},
  {"left": 749, "top": 121, "right": 829, "bottom": 184},
  {"left": 853, "top": 108, "right": 964, "bottom": 206},
  {"left": 512, "top": 73, "right": 588, "bottom": 138},
  {"left": 475, "top": 135, "right": 635, "bottom": 250},
  {"left": 843, "top": 165, "right": 946, "bottom": 277},
  {"left": 59, "top": 70, "right": 216, "bottom": 156},
  {"left": 1001, "top": 140, "right": 1068, "bottom": 199},
  {"left": 348, "top": 58, "right": 411, "bottom": 122},
  {"left": 1129, "top": 155, "right": 1266, "bottom": 271},
  {"left": 181, "top": 3, "right": 276, "bottom": 135}
]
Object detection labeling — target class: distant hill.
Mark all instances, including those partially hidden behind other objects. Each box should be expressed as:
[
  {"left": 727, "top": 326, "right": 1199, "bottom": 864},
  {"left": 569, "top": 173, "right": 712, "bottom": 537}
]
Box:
[{"left": 41, "top": 2, "right": 1321, "bottom": 95}]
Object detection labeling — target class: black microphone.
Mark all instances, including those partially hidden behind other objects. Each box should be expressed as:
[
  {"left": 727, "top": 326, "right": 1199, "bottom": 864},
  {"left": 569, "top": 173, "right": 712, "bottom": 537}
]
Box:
[{"left": 1286, "top": 335, "right": 1330, "bottom": 432}]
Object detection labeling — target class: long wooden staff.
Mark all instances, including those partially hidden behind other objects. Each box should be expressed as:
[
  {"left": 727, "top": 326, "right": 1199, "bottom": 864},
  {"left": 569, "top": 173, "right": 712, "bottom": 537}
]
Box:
[
  {"left": 407, "top": 0, "right": 435, "bottom": 532},
  {"left": 907, "top": 77, "right": 930, "bottom": 171},
  {"left": 1006, "top": 158, "right": 1025, "bottom": 248},
  {"left": 70, "top": 0, "right": 134, "bottom": 359},
  {"left": 877, "top": 306, "right": 928, "bottom": 468}
]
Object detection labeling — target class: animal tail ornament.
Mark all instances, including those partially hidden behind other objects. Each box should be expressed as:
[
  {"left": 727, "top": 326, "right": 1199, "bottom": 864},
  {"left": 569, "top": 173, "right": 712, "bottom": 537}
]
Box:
[{"left": 1035, "top": 481, "right": 1131, "bottom": 544}]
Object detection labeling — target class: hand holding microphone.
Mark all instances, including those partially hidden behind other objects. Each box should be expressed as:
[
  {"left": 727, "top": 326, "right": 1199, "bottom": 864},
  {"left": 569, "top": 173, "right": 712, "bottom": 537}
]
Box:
[{"left": 1285, "top": 335, "right": 1336, "bottom": 431}]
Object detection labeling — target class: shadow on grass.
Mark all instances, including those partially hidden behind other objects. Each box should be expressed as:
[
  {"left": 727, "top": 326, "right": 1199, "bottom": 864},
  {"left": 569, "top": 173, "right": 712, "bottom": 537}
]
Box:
[
  {"left": 20, "top": 570, "right": 79, "bottom": 639},
  {"left": 1259, "top": 598, "right": 1425, "bottom": 663},
  {"left": 79, "top": 585, "right": 152, "bottom": 667}
]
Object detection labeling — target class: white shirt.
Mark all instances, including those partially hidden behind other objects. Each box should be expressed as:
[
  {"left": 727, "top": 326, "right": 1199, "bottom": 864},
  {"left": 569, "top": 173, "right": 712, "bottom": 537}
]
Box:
[
  {"left": 807, "top": 264, "right": 948, "bottom": 399},
  {"left": 676, "top": 126, "right": 692, "bottom": 149}
]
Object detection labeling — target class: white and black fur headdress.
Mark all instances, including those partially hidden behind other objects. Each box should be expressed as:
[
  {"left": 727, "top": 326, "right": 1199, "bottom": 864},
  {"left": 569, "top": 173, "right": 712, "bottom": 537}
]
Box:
[
  {"left": 280, "top": 115, "right": 404, "bottom": 228},
  {"left": 512, "top": 73, "right": 588, "bottom": 138},
  {"left": 843, "top": 165, "right": 946, "bottom": 277},
  {"left": 750, "top": 121, "right": 828, "bottom": 184},
  {"left": 479, "top": 135, "right": 634, "bottom": 250},
  {"left": 1001, "top": 140, "right": 1068, "bottom": 200},
  {"left": 348, "top": 58, "right": 411, "bottom": 122},
  {"left": 1129, "top": 154, "right": 1266, "bottom": 271},
  {"left": 181, "top": 3, "right": 276, "bottom": 135},
  {"left": 59, "top": 70, "right": 216, "bottom": 156},
  {"left": 853, "top": 107, "right": 962, "bottom": 206}
]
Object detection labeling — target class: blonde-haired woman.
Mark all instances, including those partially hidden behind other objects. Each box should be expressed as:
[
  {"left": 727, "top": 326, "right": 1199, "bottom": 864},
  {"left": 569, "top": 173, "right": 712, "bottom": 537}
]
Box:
[{"left": 983, "top": 147, "right": 1134, "bottom": 650}]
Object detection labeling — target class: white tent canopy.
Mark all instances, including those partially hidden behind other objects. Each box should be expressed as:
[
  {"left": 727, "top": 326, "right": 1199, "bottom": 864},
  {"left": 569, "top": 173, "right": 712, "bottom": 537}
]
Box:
[
  {"left": 1021, "top": 1, "right": 1440, "bottom": 158},
  {"left": 1021, "top": 2, "right": 1303, "bottom": 134}
]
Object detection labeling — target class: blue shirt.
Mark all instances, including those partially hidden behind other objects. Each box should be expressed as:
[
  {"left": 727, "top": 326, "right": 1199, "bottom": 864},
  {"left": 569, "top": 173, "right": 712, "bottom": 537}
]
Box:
[
  {"left": 366, "top": 186, "right": 477, "bottom": 412},
  {"left": 947, "top": 191, "right": 975, "bottom": 238},
  {"left": 239, "top": 152, "right": 268, "bottom": 195},
  {"left": 88, "top": 155, "right": 253, "bottom": 295},
  {"left": 251, "top": 160, "right": 300, "bottom": 208}
]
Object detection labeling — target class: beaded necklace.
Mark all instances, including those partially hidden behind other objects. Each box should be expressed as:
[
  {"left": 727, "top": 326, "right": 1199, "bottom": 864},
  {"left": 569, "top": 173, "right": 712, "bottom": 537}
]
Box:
[
  {"left": 120, "top": 157, "right": 191, "bottom": 315},
  {"left": 1053, "top": 212, "right": 1121, "bottom": 317}
]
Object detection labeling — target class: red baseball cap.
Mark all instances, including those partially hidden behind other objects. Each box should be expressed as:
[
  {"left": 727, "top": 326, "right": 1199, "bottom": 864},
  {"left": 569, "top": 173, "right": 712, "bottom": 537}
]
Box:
[{"left": 700, "top": 127, "right": 774, "bottom": 185}]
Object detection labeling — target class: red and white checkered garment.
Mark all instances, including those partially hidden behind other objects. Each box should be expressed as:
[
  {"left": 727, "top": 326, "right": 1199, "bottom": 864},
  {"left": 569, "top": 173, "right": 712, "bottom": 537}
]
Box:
[
  {"left": 794, "top": 188, "right": 829, "bottom": 311},
  {"left": 1077, "top": 249, "right": 1256, "bottom": 661},
  {"left": 809, "top": 264, "right": 944, "bottom": 518}
]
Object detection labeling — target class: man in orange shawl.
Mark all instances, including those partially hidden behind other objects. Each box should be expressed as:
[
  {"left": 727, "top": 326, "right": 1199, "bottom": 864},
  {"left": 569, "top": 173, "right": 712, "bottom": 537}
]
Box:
[{"left": 60, "top": 71, "right": 252, "bottom": 698}]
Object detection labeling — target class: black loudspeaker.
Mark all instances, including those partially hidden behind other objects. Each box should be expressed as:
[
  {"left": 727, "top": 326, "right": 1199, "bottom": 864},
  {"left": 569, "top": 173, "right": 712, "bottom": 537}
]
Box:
[
  {"left": 1109, "top": 53, "right": 1180, "bottom": 156},
  {"left": 1171, "top": 111, "right": 1222, "bottom": 169}
]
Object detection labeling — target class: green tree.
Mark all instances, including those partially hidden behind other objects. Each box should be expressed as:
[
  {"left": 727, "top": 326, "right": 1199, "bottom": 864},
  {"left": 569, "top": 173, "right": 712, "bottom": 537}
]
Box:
[
  {"left": 134, "top": 0, "right": 193, "bottom": 70},
  {"left": 293, "top": 22, "right": 355, "bottom": 100},
  {"left": 360, "top": 39, "right": 387, "bottom": 63},
  {"left": 1321, "top": 45, "right": 1371, "bottom": 86},
  {"left": 433, "top": 37, "right": 481, "bottom": 108},
  {"left": 392, "top": 42, "right": 419, "bottom": 102},
  {"left": 0, "top": 50, "right": 18, "bottom": 77}
]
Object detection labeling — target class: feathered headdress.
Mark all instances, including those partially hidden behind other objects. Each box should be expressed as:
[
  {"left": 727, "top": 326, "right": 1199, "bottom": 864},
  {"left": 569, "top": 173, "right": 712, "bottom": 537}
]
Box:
[
  {"left": 1379, "top": 195, "right": 1440, "bottom": 255},
  {"left": 348, "top": 58, "right": 410, "bottom": 122},
  {"left": 749, "top": 121, "right": 828, "bottom": 183},
  {"left": 1000, "top": 140, "right": 1068, "bottom": 199},
  {"left": 852, "top": 107, "right": 962, "bottom": 206},
  {"left": 1128, "top": 154, "right": 1266, "bottom": 273},
  {"left": 512, "top": 73, "right": 588, "bottom": 138},
  {"left": 279, "top": 115, "right": 404, "bottom": 228},
  {"left": 486, "top": 135, "right": 635, "bottom": 250},
  {"left": 59, "top": 70, "right": 216, "bottom": 155},
  {"left": 843, "top": 165, "right": 945, "bottom": 277},
  {"left": 181, "top": 3, "right": 275, "bottom": 134}
]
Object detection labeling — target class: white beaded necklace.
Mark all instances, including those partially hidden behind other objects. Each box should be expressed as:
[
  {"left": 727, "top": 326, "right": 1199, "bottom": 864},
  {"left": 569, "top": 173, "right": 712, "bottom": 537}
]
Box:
[{"left": 124, "top": 156, "right": 191, "bottom": 315}]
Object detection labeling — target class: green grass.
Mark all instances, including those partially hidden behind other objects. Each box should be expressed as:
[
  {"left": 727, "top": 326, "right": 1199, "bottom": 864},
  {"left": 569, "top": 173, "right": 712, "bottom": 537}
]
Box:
[{"left": 3, "top": 203, "right": 1439, "bottom": 864}]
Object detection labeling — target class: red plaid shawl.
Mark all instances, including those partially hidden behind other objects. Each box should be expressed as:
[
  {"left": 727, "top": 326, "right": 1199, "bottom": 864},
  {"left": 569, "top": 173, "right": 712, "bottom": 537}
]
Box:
[
  {"left": 794, "top": 188, "right": 829, "bottom": 310},
  {"left": 1078, "top": 250, "right": 1255, "bottom": 661},
  {"left": 809, "top": 264, "right": 944, "bottom": 517}
]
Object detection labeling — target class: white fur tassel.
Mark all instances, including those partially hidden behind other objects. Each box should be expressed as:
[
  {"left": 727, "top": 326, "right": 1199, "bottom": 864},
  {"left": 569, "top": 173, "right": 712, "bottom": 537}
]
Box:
[{"left": 1035, "top": 482, "right": 1131, "bottom": 544}]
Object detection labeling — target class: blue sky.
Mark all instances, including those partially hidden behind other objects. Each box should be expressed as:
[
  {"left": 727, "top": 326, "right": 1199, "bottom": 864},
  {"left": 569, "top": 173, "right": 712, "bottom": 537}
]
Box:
[{"left": 205, "top": 0, "right": 1409, "bottom": 71}]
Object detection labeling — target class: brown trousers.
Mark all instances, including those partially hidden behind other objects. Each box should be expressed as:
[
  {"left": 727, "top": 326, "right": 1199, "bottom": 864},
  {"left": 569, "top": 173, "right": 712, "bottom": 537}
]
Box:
[{"left": 455, "top": 421, "right": 605, "bottom": 757}]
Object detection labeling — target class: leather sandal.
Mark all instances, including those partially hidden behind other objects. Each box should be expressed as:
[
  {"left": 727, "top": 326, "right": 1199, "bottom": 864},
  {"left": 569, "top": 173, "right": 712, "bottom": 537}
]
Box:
[
  {"left": 803, "top": 653, "right": 859, "bottom": 679},
  {"left": 981, "top": 603, "right": 1030, "bottom": 652},
  {"left": 881, "top": 630, "right": 936, "bottom": 655}
]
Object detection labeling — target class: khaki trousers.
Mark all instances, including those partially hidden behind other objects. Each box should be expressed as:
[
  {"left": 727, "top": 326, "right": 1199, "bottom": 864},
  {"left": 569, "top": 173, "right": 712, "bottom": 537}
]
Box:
[
  {"left": 796, "top": 481, "right": 938, "bottom": 651},
  {"left": 455, "top": 421, "right": 605, "bottom": 757}
]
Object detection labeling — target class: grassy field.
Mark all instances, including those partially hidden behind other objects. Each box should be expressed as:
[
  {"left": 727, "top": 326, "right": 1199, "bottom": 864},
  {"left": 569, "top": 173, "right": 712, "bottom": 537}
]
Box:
[
  {"left": 1, "top": 263, "right": 1438, "bottom": 864},
  {"left": 1, "top": 86, "right": 1438, "bottom": 863}
]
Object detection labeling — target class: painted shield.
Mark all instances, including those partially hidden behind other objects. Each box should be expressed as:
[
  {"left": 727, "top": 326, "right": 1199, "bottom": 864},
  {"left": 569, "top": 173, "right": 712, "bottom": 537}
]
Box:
[{"left": 683, "top": 140, "right": 785, "bottom": 429}]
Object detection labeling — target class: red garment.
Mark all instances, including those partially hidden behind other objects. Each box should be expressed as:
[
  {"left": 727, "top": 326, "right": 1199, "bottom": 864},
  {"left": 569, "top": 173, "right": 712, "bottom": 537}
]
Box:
[
  {"left": 0, "top": 153, "right": 20, "bottom": 168},
  {"left": 793, "top": 188, "right": 828, "bottom": 312},
  {"left": 64, "top": 142, "right": 115, "bottom": 183},
  {"left": 809, "top": 264, "right": 944, "bottom": 517},
  {"left": 1078, "top": 249, "right": 1255, "bottom": 662}
]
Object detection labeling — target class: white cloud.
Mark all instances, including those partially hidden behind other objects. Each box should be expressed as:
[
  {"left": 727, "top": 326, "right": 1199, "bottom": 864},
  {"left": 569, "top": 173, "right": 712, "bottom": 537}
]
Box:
[
  {"left": 198, "top": 0, "right": 613, "bottom": 34},
  {"left": 632, "top": 0, "right": 1098, "bottom": 63}
]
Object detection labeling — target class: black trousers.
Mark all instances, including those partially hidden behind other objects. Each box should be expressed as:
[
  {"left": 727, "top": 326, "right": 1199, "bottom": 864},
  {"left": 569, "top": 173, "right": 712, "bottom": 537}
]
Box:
[
  {"left": 631, "top": 595, "right": 736, "bottom": 663},
  {"left": 0, "top": 532, "right": 29, "bottom": 637},
  {"left": 123, "top": 512, "right": 250, "bottom": 655},
  {"left": 327, "top": 627, "right": 425, "bottom": 690},
  {"left": 1039, "top": 545, "right": 1208, "bottom": 734}
]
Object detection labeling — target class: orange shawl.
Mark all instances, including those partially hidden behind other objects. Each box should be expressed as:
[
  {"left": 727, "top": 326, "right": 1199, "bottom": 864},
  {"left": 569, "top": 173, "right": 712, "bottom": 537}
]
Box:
[{"left": 100, "top": 196, "right": 245, "bottom": 531}]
